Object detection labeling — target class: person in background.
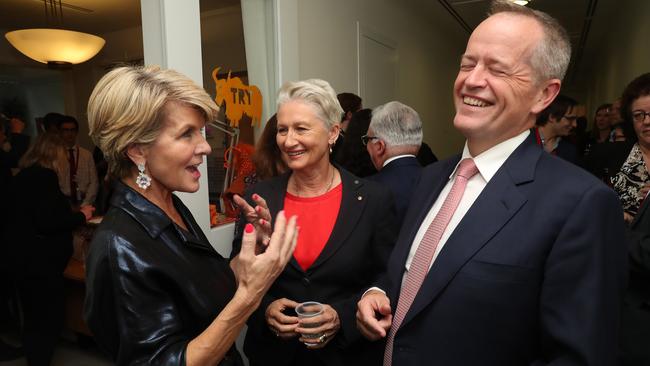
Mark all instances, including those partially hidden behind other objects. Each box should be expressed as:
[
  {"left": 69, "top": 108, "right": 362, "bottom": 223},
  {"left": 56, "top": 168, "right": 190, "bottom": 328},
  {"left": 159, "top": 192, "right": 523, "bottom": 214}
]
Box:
[
  {"left": 533, "top": 94, "right": 580, "bottom": 164},
  {"left": 612, "top": 73, "right": 650, "bottom": 223},
  {"left": 331, "top": 92, "right": 362, "bottom": 158},
  {"left": 356, "top": 2, "right": 626, "bottom": 364},
  {"left": 336, "top": 109, "right": 377, "bottom": 177},
  {"left": 0, "top": 115, "right": 30, "bottom": 171},
  {"left": 232, "top": 79, "right": 397, "bottom": 366},
  {"left": 253, "top": 114, "right": 288, "bottom": 181},
  {"left": 40, "top": 112, "right": 65, "bottom": 134},
  {"left": 365, "top": 101, "right": 423, "bottom": 227},
  {"left": 57, "top": 115, "right": 98, "bottom": 206},
  {"left": 83, "top": 65, "right": 297, "bottom": 365},
  {"left": 589, "top": 103, "right": 613, "bottom": 145},
  {"left": 1, "top": 133, "right": 94, "bottom": 366},
  {"left": 620, "top": 189, "right": 650, "bottom": 365}
]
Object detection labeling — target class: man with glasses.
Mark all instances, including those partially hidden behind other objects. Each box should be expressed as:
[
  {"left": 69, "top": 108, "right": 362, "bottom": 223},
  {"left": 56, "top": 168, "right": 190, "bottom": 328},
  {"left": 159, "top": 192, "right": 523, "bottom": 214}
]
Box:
[
  {"left": 364, "top": 101, "right": 423, "bottom": 228},
  {"left": 534, "top": 94, "right": 580, "bottom": 164}
]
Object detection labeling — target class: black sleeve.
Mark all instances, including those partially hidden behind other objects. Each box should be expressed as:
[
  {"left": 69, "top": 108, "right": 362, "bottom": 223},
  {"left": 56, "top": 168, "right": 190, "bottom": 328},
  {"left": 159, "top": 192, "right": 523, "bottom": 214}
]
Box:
[{"left": 33, "top": 169, "right": 85, "bottom": 234}]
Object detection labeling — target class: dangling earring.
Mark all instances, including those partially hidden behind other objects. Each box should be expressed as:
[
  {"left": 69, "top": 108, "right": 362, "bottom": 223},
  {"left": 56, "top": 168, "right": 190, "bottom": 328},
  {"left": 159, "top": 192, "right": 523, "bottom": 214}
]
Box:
[
  {"left": 136, "top": 163, "right": 151, "bottom": 190},
  {"left": 329, "top": 143, "right": 333, "bottom": 154}
]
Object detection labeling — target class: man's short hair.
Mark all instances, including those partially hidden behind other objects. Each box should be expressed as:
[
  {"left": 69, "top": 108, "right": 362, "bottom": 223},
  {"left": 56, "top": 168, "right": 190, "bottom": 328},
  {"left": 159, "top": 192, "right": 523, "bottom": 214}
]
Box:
[
  {"left": 369, "top": 101, "right": 422, "bottom": 147},
  {"left": 43, "top": 112, "right": 65, "bottom": 131},
  {"left": 489, "top": 0, "right": 571, "bottom": 82},
  {"left": 536, "top": 95, "right": 578, "bottom": 126},
  {"left": 59, "top": 115, "right": 79, "bottom": 130}
]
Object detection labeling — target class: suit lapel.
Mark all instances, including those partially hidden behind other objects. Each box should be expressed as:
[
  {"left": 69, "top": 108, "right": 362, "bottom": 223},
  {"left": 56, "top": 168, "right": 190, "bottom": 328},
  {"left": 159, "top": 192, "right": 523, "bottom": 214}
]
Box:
[
  {"left": 307, "top": 168, "right": 365, "bottom": 272},
  {"left": 387, "top": 158, "right": 460, "bottom": 301},
  {"left": 399, "top": 135, "right": 540, "bottom": 328}
]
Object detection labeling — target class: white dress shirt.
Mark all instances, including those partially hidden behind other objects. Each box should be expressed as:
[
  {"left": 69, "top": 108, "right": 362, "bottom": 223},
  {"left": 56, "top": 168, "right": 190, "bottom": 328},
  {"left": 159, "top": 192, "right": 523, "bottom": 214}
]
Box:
[
  {"left": 58, "top": 145, "right": 99, "bottom": 205},
  {"left": 402, "top": 130, "right": 530, "bottom": 277}
]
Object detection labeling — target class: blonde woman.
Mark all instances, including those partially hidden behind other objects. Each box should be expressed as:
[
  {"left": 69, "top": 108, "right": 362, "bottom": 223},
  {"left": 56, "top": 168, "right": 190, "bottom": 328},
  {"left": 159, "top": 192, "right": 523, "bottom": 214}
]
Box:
[
  {"left": 83, "top": 65, "right": 298, "bottom": 366},
  {"left": 1, "top": 133, "right": 94, "bottom": 365}
]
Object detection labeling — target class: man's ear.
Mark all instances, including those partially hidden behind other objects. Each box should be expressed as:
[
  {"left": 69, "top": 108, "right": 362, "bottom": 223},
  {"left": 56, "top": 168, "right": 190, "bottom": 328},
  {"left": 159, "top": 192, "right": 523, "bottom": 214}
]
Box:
[
  {"left": 126, "top": 144, "right": 147, "bottom": 167},
  {"left": 376, "top": 139, "right": 387, "bottom": 157},
  {"left": 531, "top": 79, "right": 561, "bottom": 114}
]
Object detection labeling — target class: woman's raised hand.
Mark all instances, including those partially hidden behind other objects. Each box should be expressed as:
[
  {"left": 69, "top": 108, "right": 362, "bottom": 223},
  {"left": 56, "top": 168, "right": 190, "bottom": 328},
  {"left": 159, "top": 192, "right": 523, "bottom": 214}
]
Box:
[
  {"left": 230, "top": 211, "right": 298, "bottom": 304},
  {"left": 234, "top": 193, "right": 273, "bottom": 249}
]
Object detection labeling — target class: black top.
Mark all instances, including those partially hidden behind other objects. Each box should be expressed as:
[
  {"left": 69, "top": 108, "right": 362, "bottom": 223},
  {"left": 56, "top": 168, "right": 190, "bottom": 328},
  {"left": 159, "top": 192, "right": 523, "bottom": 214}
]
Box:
[
  {"left": 84, "top": 181, "right": 242, "bottom": 366},
  {"left": 231, "top": 167, "right": 398, "bottom": 366},
  {"left": 1, "top": 164, "right": 85, "bottom": 276}
]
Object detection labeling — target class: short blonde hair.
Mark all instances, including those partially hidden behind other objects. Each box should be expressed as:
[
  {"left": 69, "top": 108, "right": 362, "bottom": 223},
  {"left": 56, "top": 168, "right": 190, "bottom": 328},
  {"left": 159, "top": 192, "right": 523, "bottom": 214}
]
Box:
[
  {"left": 19, "top": 132, "right": 66, "bottom": 173},
  {"left": 87, "top": 65, "right": 218, "bottom": 178},
  {"left": 277, "top": 79, "right": 343, "bottom": 129}
]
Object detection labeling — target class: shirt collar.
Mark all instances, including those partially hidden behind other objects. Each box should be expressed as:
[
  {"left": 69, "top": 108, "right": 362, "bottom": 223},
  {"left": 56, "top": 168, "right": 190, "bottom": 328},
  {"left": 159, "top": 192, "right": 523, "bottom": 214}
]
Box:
[
  {"left": 451, "top": 130, "right": 530, "bottom": 183},
  {"left": 383, "top": 154, "right": 417, "bottom": 167}
]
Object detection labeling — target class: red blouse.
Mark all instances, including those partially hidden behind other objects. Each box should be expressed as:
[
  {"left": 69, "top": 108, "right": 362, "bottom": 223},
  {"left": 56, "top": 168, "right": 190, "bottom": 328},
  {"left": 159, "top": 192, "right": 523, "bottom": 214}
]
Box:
[{"left": 284, "top": 183, "right": 342, "bottom": 271}]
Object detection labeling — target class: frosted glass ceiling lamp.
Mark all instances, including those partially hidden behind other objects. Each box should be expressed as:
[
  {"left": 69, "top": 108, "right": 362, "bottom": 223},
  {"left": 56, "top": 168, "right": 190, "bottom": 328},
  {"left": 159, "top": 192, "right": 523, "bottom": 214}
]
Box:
[
  {"left": 5, "top": 28, "right": 105, "bottom": 66},
  {"left": 511, "top": 0, "right": 531, "bottom": 5},
  {"left": 4, "top": 0, "right": 105, "bottom": 66}
]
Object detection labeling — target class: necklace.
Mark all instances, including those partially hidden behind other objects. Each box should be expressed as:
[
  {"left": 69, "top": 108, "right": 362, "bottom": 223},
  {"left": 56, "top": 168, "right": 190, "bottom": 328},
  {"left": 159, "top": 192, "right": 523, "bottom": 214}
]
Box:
[{"left": 292, "top": 166, "right": 336, "bottom": 197}]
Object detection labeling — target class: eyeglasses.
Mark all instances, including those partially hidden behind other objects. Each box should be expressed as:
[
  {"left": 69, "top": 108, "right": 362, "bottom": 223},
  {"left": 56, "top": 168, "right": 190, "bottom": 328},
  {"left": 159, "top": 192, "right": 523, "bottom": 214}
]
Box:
[
  {"left": 632, "top": 110, "right": 650, "bottom": 123},
  {"left": 361, "top": 135, "right": 379, "bottom": 146}
]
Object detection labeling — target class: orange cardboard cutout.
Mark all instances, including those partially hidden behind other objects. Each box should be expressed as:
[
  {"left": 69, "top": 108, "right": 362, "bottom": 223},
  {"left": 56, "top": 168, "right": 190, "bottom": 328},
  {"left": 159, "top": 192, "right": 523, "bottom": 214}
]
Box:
[{"left": 212, "top": 67, "right": 263, "bottom": 128}]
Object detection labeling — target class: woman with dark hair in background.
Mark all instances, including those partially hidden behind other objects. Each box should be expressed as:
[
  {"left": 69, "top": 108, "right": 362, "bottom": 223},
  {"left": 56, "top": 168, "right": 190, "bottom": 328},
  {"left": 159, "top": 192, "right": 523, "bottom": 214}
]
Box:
[
  {"left": 253, "top": 114, "right": 288, "bottom": 181},
  {"left": 335, "top": 108, "right": 377, "bottom": 178},
  {"left": 1, "top": 133, "right": 94, "bottom": 366},
  {"left": 612, "top": 73, "right": 650, "bottom": 223}
]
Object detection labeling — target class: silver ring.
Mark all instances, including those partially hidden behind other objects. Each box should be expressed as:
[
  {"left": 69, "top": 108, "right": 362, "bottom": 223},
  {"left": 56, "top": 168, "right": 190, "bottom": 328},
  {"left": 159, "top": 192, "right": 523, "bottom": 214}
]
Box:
[{"left": 318, "top": 334, "right": 326, "bottom": 343}]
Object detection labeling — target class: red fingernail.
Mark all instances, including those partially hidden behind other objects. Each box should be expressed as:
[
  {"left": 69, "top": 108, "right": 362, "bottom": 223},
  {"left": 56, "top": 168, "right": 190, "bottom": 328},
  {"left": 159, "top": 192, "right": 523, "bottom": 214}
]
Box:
[
  {"left": 245, "top": 224, "right": 254, "bottom": 233},
  {"left": 253, "top": 194, "right": 259, "bottom": 200},
  {"left": 260, "top": 219, "right": 265, "bottom": 225}
]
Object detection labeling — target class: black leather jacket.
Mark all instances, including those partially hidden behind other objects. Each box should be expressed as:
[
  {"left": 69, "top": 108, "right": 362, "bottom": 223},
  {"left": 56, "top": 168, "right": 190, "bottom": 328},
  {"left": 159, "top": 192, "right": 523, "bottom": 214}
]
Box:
[{"left": 84, "top": 181, "right": 242, "bottom": 365}]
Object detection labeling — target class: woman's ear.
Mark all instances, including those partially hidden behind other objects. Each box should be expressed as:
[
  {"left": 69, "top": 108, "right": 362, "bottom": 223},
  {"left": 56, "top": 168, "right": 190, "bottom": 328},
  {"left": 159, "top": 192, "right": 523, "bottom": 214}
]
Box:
[
  {"left": 328, "top": 124, "right": 341, "bottom": 145},
  {"left": 126, "top": 144, "right": 147, "bottom": 166}
]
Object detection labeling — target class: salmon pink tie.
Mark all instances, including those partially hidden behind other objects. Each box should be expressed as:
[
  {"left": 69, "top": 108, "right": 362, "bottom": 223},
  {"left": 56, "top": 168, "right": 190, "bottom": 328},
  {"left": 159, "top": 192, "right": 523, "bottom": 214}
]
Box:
[{"left": 384, "top": 158, "right": 479, "bottom": 366}]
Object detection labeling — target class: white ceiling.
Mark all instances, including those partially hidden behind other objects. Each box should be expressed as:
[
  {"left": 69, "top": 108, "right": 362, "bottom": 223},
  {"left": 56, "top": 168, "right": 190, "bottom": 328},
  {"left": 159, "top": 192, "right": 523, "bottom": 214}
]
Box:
[{"left": 0, "top": 0, "right": 240, "bottom": 34}]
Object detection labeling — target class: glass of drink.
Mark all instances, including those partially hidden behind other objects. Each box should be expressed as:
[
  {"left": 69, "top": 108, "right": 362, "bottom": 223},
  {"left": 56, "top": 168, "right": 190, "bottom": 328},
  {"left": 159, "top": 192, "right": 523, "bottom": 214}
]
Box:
[{"left": 295, "top": 301, "right": 324, "bottom": 347}]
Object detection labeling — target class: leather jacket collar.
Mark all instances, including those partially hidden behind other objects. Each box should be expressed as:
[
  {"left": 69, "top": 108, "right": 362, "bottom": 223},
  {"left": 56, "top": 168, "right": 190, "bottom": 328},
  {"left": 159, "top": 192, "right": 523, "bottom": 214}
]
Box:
[{"left": 110, "top": 180, "right": 215, "bottom": 253}]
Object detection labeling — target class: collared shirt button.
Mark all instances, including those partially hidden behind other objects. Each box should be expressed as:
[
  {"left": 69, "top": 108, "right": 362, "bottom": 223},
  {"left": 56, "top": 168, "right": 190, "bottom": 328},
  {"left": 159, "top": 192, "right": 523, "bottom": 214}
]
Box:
[
  {"left": 357, "top": 196, "right": 363, "bottom": 201},
  {"left": 354, "top": 179, "right": 359, "bottom": 184},
  {"left": 302, "top": 277, "right": 310, "bottom": 286}
]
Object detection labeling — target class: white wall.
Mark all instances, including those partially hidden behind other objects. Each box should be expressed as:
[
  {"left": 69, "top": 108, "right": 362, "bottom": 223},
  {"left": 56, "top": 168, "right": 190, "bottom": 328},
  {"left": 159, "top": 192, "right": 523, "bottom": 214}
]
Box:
[{"left": 292, "top": 0, "right": 468, "bottom": 158}]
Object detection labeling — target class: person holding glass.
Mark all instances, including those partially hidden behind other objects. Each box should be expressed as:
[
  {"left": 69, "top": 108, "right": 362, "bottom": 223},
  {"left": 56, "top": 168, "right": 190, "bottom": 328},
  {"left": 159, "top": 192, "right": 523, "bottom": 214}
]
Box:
[
  {"left": 612, "top": 73, "right": 650, "bottom": 223},
  {"left": 232, "top": 79, "right": 398, "bottom": 366},
  {"left": 83, "top": 65, "right": 298, "bottom": 366}
]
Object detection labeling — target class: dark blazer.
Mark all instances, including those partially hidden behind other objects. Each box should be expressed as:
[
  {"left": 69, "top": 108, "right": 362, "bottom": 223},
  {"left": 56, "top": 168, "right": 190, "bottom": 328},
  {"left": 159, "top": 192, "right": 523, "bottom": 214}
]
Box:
[
  {"left": 381, "top": 133, "right": 627, "bottom": 365},
  {"left": 620, "top": 195, "right": 650, "bottom": 365},
  {"left": 1, "top": 165, "right": 85, "bottom": 277},
  {"left": 84, "top": 181, "right": 242, "bottom": 366},
  {"left": 368, "top": 156, "right": 422, "bottom": 228},
  {"left": 232, "top": 167, "right": 398, "bottom": 366}
]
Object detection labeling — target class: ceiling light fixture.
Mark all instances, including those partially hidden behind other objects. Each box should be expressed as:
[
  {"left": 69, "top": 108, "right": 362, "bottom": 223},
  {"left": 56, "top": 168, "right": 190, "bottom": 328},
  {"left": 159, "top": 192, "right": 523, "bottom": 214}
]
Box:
[
  {"left": 4, "top": 0, "right": 105, "bottom": 67},
  {"left": 511, "top": 0, "right": 531, "bottom": 5}
]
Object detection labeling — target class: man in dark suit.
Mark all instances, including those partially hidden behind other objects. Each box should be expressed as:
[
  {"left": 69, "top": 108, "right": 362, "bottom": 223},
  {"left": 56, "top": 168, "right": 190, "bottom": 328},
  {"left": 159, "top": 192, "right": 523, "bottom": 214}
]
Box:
[
  {"left": 365, "top": 101, "right": 423, "bottom": 228},
  {"left": 356, "top": 1, "right": 628, "bottom": 365}
]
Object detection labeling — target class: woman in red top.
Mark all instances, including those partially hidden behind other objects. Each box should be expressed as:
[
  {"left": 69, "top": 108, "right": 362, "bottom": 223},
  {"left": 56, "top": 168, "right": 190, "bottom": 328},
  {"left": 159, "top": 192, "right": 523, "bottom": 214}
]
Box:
[{"left": 232, "top": 79, "right": 398, "bottom": 366}]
